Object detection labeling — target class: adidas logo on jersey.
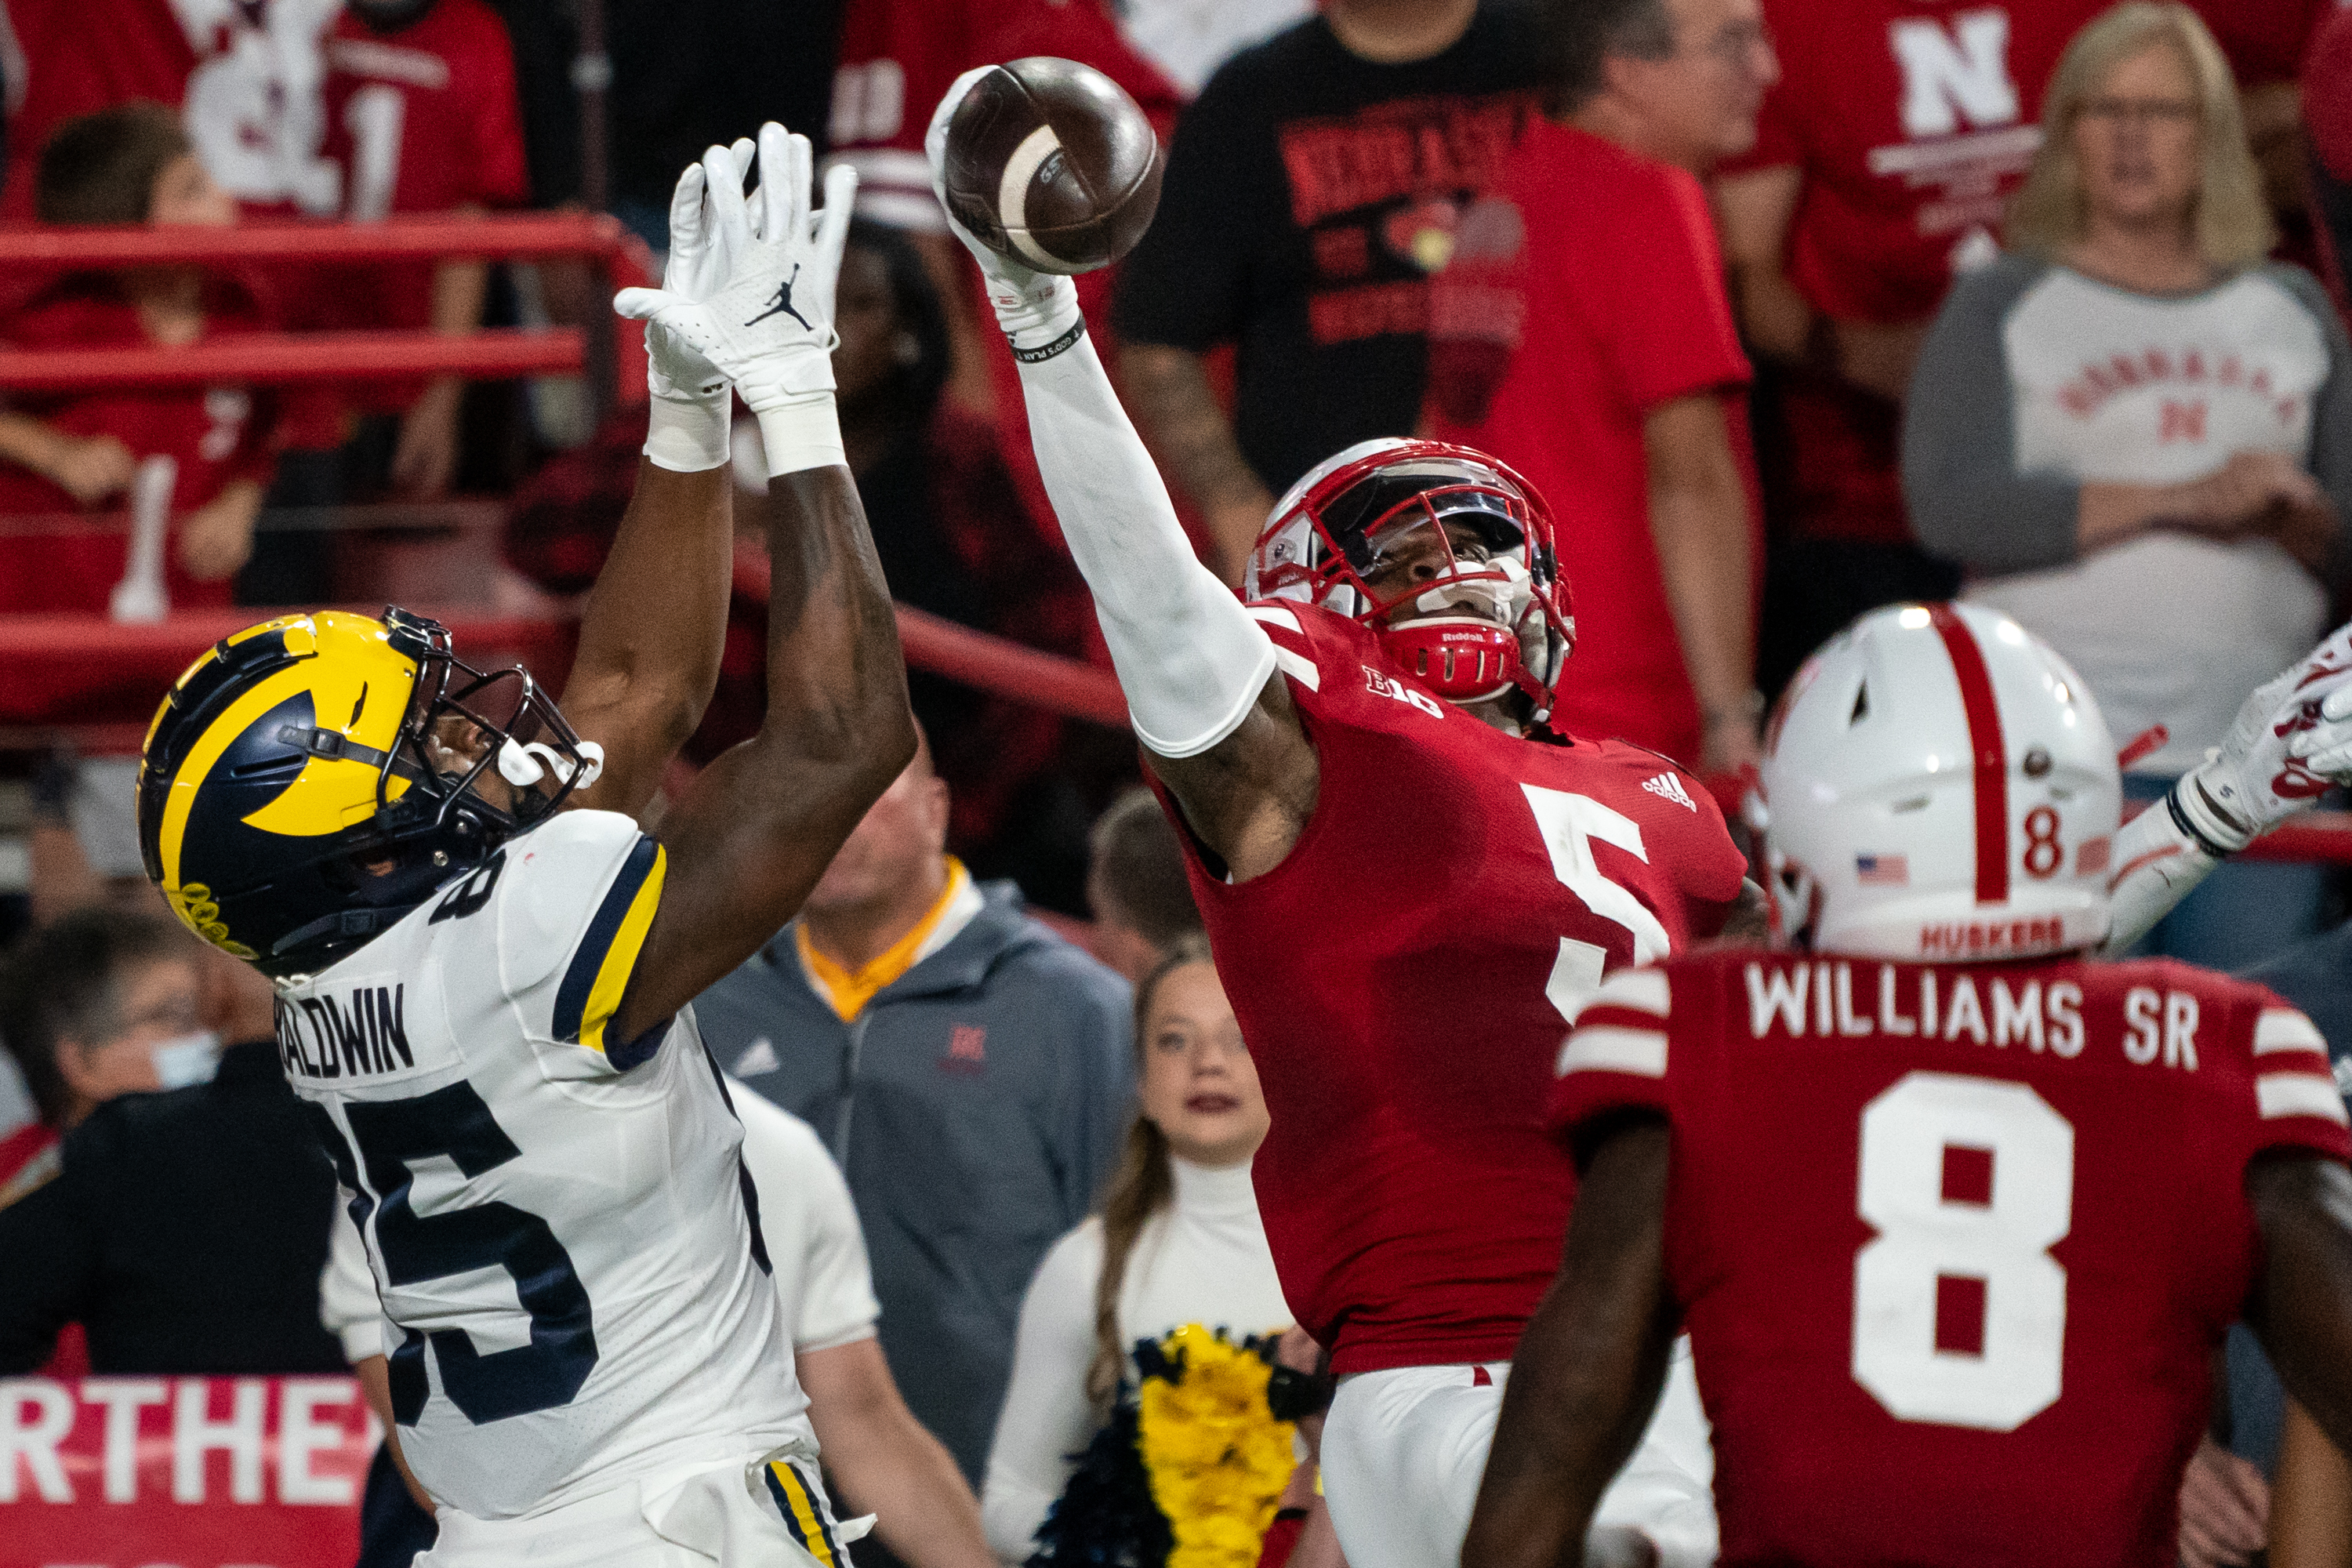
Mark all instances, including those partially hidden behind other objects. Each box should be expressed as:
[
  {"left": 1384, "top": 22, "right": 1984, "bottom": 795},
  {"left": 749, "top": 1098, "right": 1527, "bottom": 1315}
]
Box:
[{"left": 1642, "top": 771, "right": 1697, "bottom": 811}]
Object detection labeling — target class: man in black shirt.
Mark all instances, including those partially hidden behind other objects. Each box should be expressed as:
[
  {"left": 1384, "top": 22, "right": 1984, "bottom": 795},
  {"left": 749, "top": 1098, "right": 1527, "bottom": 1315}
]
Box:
[
  {"left": 1112, "top": 0, "right": 1541, "bottom": 579},
  {"left": 0, "top": 933, "right": 343, "bottom": 1376}
]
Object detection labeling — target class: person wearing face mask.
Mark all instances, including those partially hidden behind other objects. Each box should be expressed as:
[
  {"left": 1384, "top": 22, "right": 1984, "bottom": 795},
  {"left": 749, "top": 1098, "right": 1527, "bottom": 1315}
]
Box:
[
  {"left": 0, "top": 908, "right": 220, "bottom": 1207},
  {"left": 0, "top": 907, "right": 343, "bottom": 1376},
  {"left": 980, "top": 938, "right": 1294, "bottom": 1563}
]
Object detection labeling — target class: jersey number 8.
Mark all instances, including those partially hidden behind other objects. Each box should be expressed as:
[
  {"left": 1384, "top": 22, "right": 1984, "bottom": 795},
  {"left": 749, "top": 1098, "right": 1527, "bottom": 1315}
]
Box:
[{"left": 1851, "top": 1071, "right": 2074, "bottom": 1431}]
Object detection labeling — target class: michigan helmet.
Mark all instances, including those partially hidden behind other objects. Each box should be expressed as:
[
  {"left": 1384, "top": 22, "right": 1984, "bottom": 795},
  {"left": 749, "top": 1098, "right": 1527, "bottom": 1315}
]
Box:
[
  {"left": 138, "top": 608, "right": 604, "bottom": 978},
  {"left": 1246, "top": 437, "right": 1574, "bottom": 718},
  {"left": 1756, "top": 602, "right": 2120, "bottom": 962}
]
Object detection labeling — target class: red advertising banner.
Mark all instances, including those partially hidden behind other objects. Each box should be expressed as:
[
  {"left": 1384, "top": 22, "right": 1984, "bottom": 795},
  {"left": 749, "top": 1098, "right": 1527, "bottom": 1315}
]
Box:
[{"left": 0, "top": 1376, "right": 372, "bottom": 1568}]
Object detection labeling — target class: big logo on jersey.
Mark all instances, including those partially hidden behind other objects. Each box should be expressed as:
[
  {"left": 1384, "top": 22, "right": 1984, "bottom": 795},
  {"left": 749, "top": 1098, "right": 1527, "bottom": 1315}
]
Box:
[
  {"left": 1889, "top": 10, "right": 2017, "bottom": 138},
  {"left": 1875, "top": 9, "right": 2038, "bottom": 264}
]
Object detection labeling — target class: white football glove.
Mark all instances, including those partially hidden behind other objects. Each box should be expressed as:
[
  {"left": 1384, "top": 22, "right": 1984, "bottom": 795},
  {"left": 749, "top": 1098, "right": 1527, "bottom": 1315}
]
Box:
[
  {"left": 924, "top": 67, "right": 1082, "bottom": 355},
  {"left": 2175, "top": 620, "right": 2352, "bottom": 852},
  {"left": 630, "top": 140, "right": 752, "bottom": 471},
  {"left": 616, "top": 123, "right": 855, "bottom": 475}
]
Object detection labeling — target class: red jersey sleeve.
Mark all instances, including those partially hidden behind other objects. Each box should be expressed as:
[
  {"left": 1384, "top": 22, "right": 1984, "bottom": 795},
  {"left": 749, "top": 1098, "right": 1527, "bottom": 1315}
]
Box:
[
  {"left": 1243, "top": 599, "right": 1388, "bottom": 717},
  {"left": 1559, "top": 159, "right": 1749, "bottom": 413},
  {"left": 1587, "top": 739, "right": 1750, "bottom": 924},
  {"left": 1545, "top": 962, "right": 1679, "bottom": 1143},
  {"left": 2239, "top": 996, "right": 2352, "bottom": 1167}
]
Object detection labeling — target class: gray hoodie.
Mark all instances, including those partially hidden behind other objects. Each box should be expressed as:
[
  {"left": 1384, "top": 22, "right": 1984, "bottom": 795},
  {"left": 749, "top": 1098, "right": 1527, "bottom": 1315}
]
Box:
[{"left": 691, "top": 880, "right": 1134, "bottom": 1483}]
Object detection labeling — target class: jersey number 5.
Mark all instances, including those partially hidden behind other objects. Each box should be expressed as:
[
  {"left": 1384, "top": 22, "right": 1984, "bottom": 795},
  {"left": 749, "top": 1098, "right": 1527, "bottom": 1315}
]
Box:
[
  {"left": 1851, "top": 1071, "right": 2073, "bottom": 1431},
  {"left": 310, "top": 1083, "right": 600, "bottom": 1426},
  {"left": 1521, "top": 784, "right": 1673, "bottom": 1022}
]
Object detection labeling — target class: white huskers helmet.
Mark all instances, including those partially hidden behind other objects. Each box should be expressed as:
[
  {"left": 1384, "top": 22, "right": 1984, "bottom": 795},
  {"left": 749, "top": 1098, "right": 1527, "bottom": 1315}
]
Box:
[{"left": 1759, "top": 603, "right": 2122, "bottom": 961}]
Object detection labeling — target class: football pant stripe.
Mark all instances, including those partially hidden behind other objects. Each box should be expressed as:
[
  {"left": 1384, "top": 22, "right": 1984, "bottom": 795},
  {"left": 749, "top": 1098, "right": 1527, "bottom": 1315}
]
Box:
[
  {"left": 2257, "top": 1073, "right": 2350, "bottom": 1125},
  {"left": 552, "top": 835, "right": 666, "bottom": 1053},
  {"left": 766, "top": 1461, "right": 842, "bottom": 1566},
  {"left": 2256, "top": 1009, "right": 2328, "bottom": 1054},
  {"left": 1556, "top": 1025, "right": 1668, "bottom": 1079}
]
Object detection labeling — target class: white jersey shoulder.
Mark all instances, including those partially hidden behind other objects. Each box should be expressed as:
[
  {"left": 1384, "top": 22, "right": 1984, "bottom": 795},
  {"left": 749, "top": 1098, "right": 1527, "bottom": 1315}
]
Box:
[{"left": 278, "top": 809, "right": 808, "bottom": 1522}]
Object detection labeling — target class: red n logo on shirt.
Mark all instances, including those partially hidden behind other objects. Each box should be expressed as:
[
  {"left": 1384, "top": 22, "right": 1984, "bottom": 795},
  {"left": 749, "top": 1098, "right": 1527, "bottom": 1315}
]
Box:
[{"left": 2158, "top": 400, "right": 2207, "bottom": 444}]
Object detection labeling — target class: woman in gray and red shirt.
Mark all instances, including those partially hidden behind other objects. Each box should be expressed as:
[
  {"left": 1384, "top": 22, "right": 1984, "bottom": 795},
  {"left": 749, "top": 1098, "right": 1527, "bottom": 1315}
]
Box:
[{"left": 1902, "top": 1, "right": 2351, "bottom": 974}]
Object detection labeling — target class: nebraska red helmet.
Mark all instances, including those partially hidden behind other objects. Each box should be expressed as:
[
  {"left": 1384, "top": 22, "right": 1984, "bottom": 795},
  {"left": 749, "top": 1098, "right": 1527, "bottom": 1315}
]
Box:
[{"left": 1245, "top": 438, "right": 1574, "bottom": 717}]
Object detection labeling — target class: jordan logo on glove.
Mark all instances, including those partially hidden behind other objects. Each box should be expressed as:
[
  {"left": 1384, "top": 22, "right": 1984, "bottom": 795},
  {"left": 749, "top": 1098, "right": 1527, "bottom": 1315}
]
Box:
[{"left": 748, "top": 266, "right": 812, "bottom": 331}]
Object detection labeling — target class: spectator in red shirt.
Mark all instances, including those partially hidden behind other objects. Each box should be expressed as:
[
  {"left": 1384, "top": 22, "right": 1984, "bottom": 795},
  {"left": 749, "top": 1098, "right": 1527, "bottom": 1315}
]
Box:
[
  {"left": 1714, "top": 0, "right": 2108, "bottom": 694},
  {"left": 1424, "top": 0, "right": 1776, "bottom": 773},
  {"left": 0, "top": 0, "right": 339, "bottom": 220},
  {"left": 0, "top": 103, "right": 276, "bottom": 615},
  {"left": 2307, "top": 5, "right": 2352, "bottom": 312},
  {"left": 318, "top": 0, "right": 529, "bottom": 498}
]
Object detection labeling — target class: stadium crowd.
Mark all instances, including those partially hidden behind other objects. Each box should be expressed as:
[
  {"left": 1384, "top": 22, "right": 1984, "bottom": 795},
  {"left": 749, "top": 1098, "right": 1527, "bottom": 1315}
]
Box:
[{"left": 2, "top": 0, "right": 2352, "bottom": 1565}]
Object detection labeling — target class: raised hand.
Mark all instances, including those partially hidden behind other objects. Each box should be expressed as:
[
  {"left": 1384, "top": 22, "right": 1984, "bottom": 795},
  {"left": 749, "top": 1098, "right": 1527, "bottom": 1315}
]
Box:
[
  {"left": 615, "top": 124, "right": 855, "bottom": 418},
  {"left": 640, "top": 137, "right": 755, "bottom": 408},
  {"left": 2180, "top": 621, "right": 2352, "bottom": 851},
  {"left": 924, "top": 67, "right": 1077, "bottom": 347}
]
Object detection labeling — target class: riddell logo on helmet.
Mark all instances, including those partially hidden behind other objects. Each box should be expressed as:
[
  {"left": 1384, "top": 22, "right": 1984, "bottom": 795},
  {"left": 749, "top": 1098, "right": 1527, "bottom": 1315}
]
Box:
[{"left": 1918, "top": 917, "right": 2067, "bottom": 958}]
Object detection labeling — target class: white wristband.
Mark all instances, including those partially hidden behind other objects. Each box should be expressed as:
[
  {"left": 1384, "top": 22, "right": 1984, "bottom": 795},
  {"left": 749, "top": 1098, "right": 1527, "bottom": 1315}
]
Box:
[
  {"left": 753, "top": 393, "right": 848, "bottom": 477},
  {"left": 643, "top": 392, "right": 732, "bottom": 474}
]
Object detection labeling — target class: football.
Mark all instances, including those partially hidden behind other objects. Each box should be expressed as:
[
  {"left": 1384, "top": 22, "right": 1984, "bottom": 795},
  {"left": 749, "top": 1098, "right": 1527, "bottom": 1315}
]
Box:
[{"left": 938, "top": 56, "right": 1163, "bottom": 275}]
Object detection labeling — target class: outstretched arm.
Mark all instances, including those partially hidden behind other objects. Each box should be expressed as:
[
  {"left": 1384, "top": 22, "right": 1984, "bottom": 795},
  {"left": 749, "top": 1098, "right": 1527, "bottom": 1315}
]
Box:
[
  {"left": 561, "top": 144, "right": 756, "bottom": 818},
  {"left": 924, "top": 71, "right": 1316, "bottom": 881},
  {"left": 1462, "top": 1118, "right": 1679, "bottom": 1568},
  {"left": 606, "top": 127, "right": 916, "bottom": 1044}
]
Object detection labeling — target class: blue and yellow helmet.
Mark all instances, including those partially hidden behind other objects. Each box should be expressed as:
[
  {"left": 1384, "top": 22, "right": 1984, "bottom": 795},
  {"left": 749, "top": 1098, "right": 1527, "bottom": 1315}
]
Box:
[{"left": 137, "top": 607, "right": 599, "bottom": 978}]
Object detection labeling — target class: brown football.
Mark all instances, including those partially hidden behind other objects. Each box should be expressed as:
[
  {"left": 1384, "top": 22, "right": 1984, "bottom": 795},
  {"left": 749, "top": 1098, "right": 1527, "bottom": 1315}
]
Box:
[{"left": 939, "top": 57, "right": 1163, "bottom": 276}]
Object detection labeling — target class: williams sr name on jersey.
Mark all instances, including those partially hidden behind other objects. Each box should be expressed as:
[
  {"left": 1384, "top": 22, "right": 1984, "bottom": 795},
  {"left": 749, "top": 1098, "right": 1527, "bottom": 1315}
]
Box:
[
  {"left": 1549, "top": 949, "right": 2352, "bottom": 1568},
  {"left": 277, "top": 809, "right": 810, "bottom": 1520}
]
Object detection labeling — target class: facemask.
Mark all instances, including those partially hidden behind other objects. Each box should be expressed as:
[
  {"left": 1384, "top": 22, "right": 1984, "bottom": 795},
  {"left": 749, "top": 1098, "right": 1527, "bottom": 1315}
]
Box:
[{"left": 151, "top": 1029, "right": 223, "bottom": 1091}]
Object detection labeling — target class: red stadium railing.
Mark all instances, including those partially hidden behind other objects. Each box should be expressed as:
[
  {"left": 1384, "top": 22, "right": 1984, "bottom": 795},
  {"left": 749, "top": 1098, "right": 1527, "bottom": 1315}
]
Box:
[
  {"left": 0, "top": 212, "right": 652, "bottom": 406},
  {"left": 0, "top": 216, "right": 2341, "bottom": 868}
]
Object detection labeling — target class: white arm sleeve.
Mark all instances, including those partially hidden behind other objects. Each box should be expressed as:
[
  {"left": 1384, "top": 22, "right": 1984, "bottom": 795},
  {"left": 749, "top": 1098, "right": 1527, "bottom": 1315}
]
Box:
[
  {"left": 1015, "top": 327, "right": 1277, "bottom": 759},
  {"left": 2101, "top": 791, "right": 2221, "bottom": 955},
  {"left": 981, "top": 1221, "right": 1109, "bottom": 1563}
]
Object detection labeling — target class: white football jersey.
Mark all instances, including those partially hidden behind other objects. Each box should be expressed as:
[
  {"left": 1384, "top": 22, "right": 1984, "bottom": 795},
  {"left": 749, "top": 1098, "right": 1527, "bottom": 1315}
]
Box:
[{"left": 278, "top": 809, "right": 811, "bottom": 1520}]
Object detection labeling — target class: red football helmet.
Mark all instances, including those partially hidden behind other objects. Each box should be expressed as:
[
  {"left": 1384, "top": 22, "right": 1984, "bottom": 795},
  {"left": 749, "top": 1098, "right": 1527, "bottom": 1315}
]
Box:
[{"left": 1245, "top": 438, "right": 1575, "bottom": 717}]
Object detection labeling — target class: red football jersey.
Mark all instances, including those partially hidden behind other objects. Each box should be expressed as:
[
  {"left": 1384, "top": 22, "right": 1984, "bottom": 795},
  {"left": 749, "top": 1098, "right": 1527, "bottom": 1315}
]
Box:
[
  {"left": 1428, "top": 120, "right": 1756, "bottom": 767},
  {"left": 0, "top": 278, "right": 276, "bottom": 614},
  {"left": 1550, "top": 949, "right": 2352, "bottom": 1568},
  {"left": 1161, "top": 604, "right": 1748, "bottom": 1374},
  {"left": 0, "top": 0, "right": 342, "bottom": 220},
  {"left": 314, "top": 0, "right": 527, "bottom": 409}
]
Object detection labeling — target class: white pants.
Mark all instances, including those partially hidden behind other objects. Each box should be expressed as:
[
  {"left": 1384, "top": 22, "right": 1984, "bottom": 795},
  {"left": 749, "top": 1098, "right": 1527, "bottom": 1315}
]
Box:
[
  {"left": 1319, "top": 1339, "right": 1718, "bottom": 1568},
  {"left": 419, "top": 1449, "right": 866, "bottom": 1567}
]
